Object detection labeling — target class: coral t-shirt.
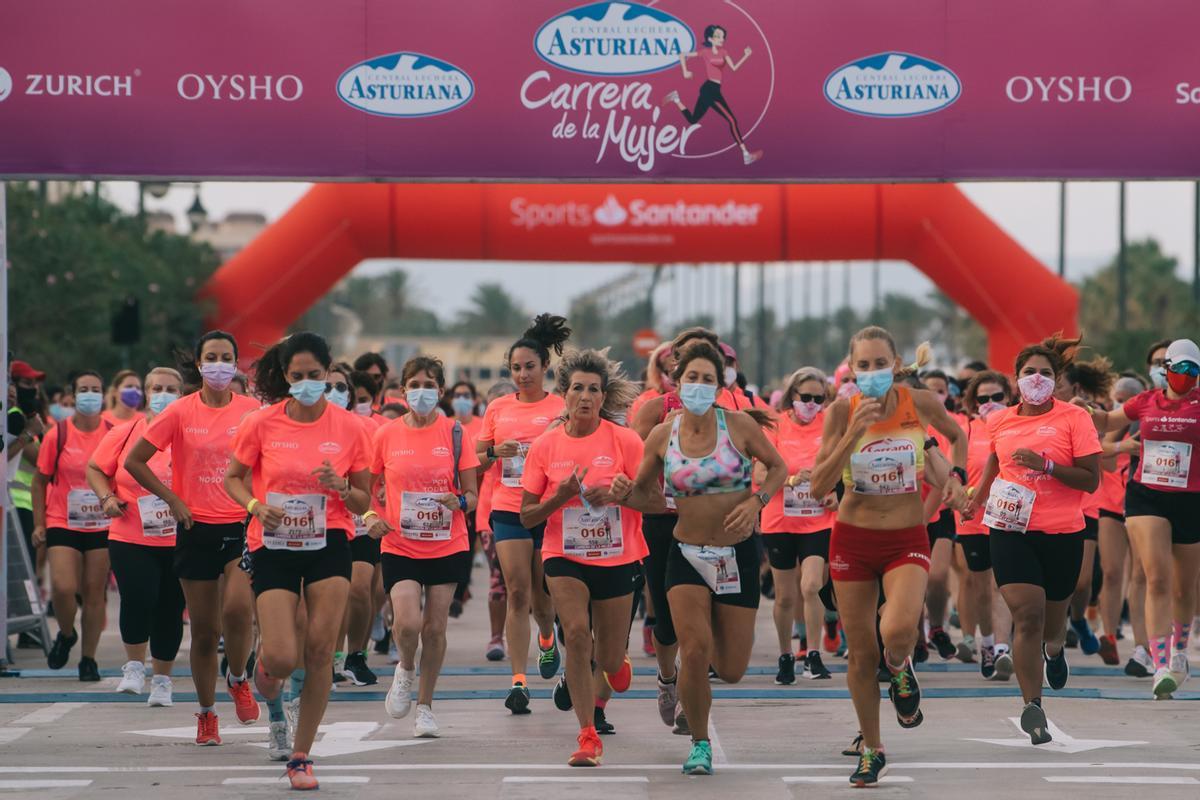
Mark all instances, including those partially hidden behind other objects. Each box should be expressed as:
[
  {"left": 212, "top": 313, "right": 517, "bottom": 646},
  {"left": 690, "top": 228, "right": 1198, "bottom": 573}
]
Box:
[
  {"left": 479, "top": 393, "right": 565, "bottom": 513},
  {"left": 986, "top": 400, "right": 1102, "bottom": 534},
  {"left": 232, "top": 401, "right": 372, "bottom": 552},
  {"left": 956, "top": 416, "right": 994, "bottom": 536},
  {"left": 476, "top": 466, "right": 499, "bottom": 533},
  {"left": 629, "top": 389, "right": 660, "bottom": 423},
  {"left": 36, "top": 419, "right": 112, "bottom": 532},
  {"left": 521, "top": 420, "right": 647, "bottom": 567},
  {"left": 143, "top": 392, "right": 261, "bottom": 524},
  {"left": 91, "top": 417, "right": 175, "bottom": 546},
  {"left": 761, "top": 411, "right": 834, "bottom": 534},
  {"left": 370, "top": 415, "right": 480, "bottom": 559},
  {"left": 1122, "top": 387, "right": 1200, "bottom": 492},
  {"left": 1098, "top": 441, "right": 1130, "bottom": 514}
]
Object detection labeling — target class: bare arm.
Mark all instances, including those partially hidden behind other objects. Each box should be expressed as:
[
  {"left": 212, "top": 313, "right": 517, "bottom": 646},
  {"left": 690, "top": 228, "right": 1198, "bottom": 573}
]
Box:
[
  {"left": 727, "top": 46, "right": 752, "bottom": 72},
  {"left": 124, "top": 437, "right": 191, "bottom": 528},
  {"left": 678, "top": 52, "right": 696, "bottom": 77},
  {"left": 811, "top": 398, "right": 881, "bottom": 498},
  {"left": 611, "top": 424, "right": 670, "bottom": 514},
  {"left": 519, "top": 474, "right": 581, "bottom": 531},
  {"left": 31, "top": 471, "right": 49, "bottom": 544},
  {"left": 85, "top": 461, "right": 124, "bottom": 518},
  {"left": 632, "top": 396, "right": 666, "bottom": 440},
  {"left": 917, "top": 390, "right": 967, "bottom": 471}
]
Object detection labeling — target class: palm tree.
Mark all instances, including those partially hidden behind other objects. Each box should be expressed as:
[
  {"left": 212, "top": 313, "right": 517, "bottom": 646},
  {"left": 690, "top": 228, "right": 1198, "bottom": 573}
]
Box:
[{"left": 455, "top": 283, "right": 528, "bottom": 336}]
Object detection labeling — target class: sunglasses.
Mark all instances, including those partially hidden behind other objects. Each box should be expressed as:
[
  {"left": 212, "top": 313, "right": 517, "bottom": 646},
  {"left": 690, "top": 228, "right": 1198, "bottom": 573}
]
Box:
[
  {"left": 329, "top": 381, "right": 350, "bottom": 393},
  {"left": 1168, "top": 361, "right": 1200, "bottom": 377},
  {"left": 975, "top": 392, "right": 1007, "bottom": 404},
  {"left": 794, "top": 393, "right": 823, "bottom": 404}
]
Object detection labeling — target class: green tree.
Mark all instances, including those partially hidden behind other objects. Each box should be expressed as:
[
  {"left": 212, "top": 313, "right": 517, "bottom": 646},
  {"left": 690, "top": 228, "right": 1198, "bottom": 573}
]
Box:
[
  {"left": 6, "top": 183, "right": 220, "bottom": 383},
  {"left": 454, "top": 282, "right": 527, "bottom": 336}
]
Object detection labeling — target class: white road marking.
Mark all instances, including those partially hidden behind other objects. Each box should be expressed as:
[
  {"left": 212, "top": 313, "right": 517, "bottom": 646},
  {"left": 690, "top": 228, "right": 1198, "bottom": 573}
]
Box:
[
  {"left": 0, "top": 780, "right": 92, "bottom": 789},
  {"left": 223, "top": 777, "right": 370, "bottom": 785},
  {"left": 127, "top": 721, "right": 431, "bottom": 758},
  {"left": 12, "top": 702, "right": 88, "bottom": 725},
  {"left": 0, "top": 729, "right": 31, "bottom": 745},
  {"left": 76, "top": 678, "right": 120, "bottom": 692},
  {"left": 968, "top": 718, "right": 1147, "bottom": 754},
  {"left": 502, "top": 777, "right": 650, "bottom": 783},
  {"left": 708, "top": 713, "right": 729, "bottom": 765},
  {"left": 783, "top": 776, "right": 914, "bottom": 783},
  {"left": 1044, "top": 776, "right": 1198, "bottom": 785}
]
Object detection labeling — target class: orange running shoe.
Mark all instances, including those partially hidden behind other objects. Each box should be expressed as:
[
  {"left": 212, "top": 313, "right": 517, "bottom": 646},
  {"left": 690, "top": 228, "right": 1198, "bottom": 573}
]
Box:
[
  {"left": 568, "top": 727, "right": 603, "bottom": 767},
  {"left": 1098, "top": 634, "right": 1120, "bottom": 666},
  {"left": 286, "top": 752, "right": 319, "bottom": 790},
  {"left": 227, "top": 677, "right": 261, "bottom": 725},
  {"left": 604, "top": 656, "right": 633, "bottom": 693},
  {"left": 194, "top": 711, "right": 221, "bottom": 746}
]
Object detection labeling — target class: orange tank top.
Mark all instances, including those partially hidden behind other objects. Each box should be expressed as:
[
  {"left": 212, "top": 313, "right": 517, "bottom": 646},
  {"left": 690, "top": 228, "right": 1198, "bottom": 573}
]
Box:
[{"left": 841, "top": 386, "right": 926, "bottom": 495}]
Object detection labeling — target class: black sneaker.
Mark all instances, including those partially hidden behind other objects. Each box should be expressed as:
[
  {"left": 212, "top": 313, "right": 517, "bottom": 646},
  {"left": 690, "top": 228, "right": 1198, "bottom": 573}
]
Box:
[
  {"left": 47, "top": 630, "right": 78, "bottom": 670},
  {"left": 980, "top": 645, "right": 997, "bottom": 680},
  {"left": 504, "top": 683, "right": 531, "bottom": 715},
  {"left": 708, "top": 665, "right": 720, "bottom": 681},
  {"left": 849, "top": 747, "right": 887, "bottom": 787},
  {"left": 929, "top": 628, "right": 956, "bottom": 660},
  {"left": 553, "top": 676, "right": 572, "bottom": 711},
  {"left": 887, "top": 658, "right": 923, "bottom": 728},
  {"left": 1044, "top": 644, "right": 1069, "bottom": 690},
  {"left": 78, "top": 656, "right": 100, "bottom": 682},
  {"left": 342, "top": 652, "right": 378, "bottom": 686},
  {"left": 374, "top": 631, "right": 391, "bottom": 655},
  {"left": 912, "top": 639, "right": 929, "bottom": 664},
  {"left": 1064, "top": 627, "right": 1079, "bottom": 649},
  {"left": 448, "top": 599, "right": 463, "bottom": 619},
  {"left": 593, "top": 706, "right": 615, "bottom": 735},
  {"left": 1019, "top": 700, "right": 1052, "bottom": 745},
  {"left": 842, "top": 731, "right": 864, "bottom": 757},
  {"left": 537, "top": 636, "right": 561, "bottom": 680},
  {"left": 805, "top": 651, "right": 832, "bottom": 680},
  {"left": 775, "top": 653, "right": 796, "bottom": 685}
]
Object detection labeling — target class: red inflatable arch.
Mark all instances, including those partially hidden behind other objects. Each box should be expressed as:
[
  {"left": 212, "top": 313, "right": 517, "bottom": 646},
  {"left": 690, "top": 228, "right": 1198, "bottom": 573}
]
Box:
[{"left": 201, "top": 183, "right": 1077, "bottom": 370}]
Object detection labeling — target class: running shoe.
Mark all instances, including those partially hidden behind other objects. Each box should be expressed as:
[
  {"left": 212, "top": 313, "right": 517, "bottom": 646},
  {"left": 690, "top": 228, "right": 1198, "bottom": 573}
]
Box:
[
  {"left": 605, "top": 655, "right": 633, "bottom": 693},
  {"left": 994, "top": 648, "right": 1014, "bottom": 681},
  {"left": 413, "top": 704, "right": 439, "bottom": 738},
  {"left": 743, "top": 150, "right": 763, "bottom": 166},
  {"left": 912, "top": 639, "right": 929, "bottom": 664},
  {"left": 386, "top": 668, "right": 415, "bottom": 719},
  {"left": 47, "top": 629, "right": 77, "bottom": 670},
  {"left": 956, "top": 635, "right": 977, "bottom": 663},
  {"left": 268, "top": 720, "right": 291, "bottom": 761},
  {"left": 342, "top": 651, "right": 378, "bottom": 686},
  {"left": 78, "top": 656, "right": 100, "bottom": 683},
  {"left": 657, "top": 677, "right": 678, "bottom": 726},
  {"left": 804, "top": 651, "right": 832, "bottom": 680},
  {"left": 661, "top": 90, "right": 680, "bottom": 107},
  {"left": 1043, "top": 644, "right": 1069, "bottom": 691},
  {"left": 837, "top": 625, "right": 849, "bottom": 659},
  {"left": 672, "top": 704, "right": 691, "bottom": 736},
  {"left": 1020, "top": 701, "right": 1052, "bottom": 745},
  {"left": 553, "top": 676, "right": 573, "bottom": 711},
  {"left": 568, "top": 727, "right": 603, "bottom": 767},
  {"left": 849, "top": 748, "right": 887, "bottom": 787},
  {"left": 370, "top": 610, "right": 386, "bottom": 644},
  {"left": 642, "top": 625, "right": 656, "bottom": 657},
  {"left": 485, "top": 636, "right": 506, "bottom": 662},
  {"left": 682, "top": 739, "right": 713, "bottom": 775},
  {"left": 227, "top": 676, "right": 261, "bottom": 724},
  {"left": 979, "top": 645, "right": 997, "bottom": 681},
  {"left": 332, "top": 652, "right": 346, "bottom": 684},
  {"left": 842, "top": 731, "right": 864, "bottom": 757},
  {"left": 195, "top": 711, "right": 221, "bottom": 746},
  {"left": 538, "top": 634, "right": 561, "bottom": 679},
  {"left": 448, "top": 599, "right": 463, "bottom": 619},
  {"left": 1070, "top": 617, "right": 1100, "bottom": 656},
  {"left": 1098, "top": 634, "right": 1120, "bottom": 666},
  {"left": 147, "top": 675, "right": 173, "bottom": 707},
  {"left": 505, "top": 682, "right": 531, "bottom": 715},
  {"left": 929, "top": 627, "right": 956, "bottom": 660},
  {"left": 594, "top": 706, "right": 615, "bottom": 736},
  {"left": 1153, "top": 666, "right": 1178, "bottom": 699},
  {"left": 887, "top": 658, "right": 923, "bottom": 728},
  {"left": 1125, "top": 645, "right": 1152, "bottom": 677},
  {"left": 776, "top": 653, "right": 796, "bottom": 685},
  {"left": 285, "top": 753, "right": 318, "bottom": 791},
  {"left": 1169, "top": 650, "right": 1191, "bottom": 688},
  {"left": 823, "top": 617, "right": 840, "bottom": 653},
  {"left": 792, "top": 621, "right": 802, "bottom": 640},
  {"left": 116, "top": 660, "right": 146, "bottom": 694},
  {"left": 1064, "top": 626, "right": 1079, "bottom": 649},
  {"left": 254, "top": 656, "right": 284, "bottom": 701}
]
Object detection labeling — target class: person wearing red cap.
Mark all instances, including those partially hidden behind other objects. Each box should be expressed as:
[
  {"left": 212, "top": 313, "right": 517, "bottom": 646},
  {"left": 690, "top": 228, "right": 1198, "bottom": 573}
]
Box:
[
  {"left": 9, "top": 360, "right": 48, "bottom": 588},
  {"left": 11, "top": 359, "right": 46, "bottom": 383},
  {"left": 718, "top": 343, "right": 769, "bottom": 412}
]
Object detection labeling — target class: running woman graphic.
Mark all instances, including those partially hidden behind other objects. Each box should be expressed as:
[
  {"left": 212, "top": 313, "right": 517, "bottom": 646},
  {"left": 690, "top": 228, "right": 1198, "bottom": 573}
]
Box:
[{"left": 662, "top": 24, "right": 762, "bottom": 165}]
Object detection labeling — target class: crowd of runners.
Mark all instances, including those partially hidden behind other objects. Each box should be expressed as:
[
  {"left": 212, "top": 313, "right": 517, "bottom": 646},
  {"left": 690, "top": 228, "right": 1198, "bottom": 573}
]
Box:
[{"left": 7, "top": 317, "right": 1199, "bottom": 788}]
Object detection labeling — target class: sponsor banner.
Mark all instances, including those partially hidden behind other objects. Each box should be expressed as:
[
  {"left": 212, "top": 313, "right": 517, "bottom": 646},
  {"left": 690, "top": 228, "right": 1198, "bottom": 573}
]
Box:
[{"left": 0, "top": 0, "right": 1197, "bottom": 180}]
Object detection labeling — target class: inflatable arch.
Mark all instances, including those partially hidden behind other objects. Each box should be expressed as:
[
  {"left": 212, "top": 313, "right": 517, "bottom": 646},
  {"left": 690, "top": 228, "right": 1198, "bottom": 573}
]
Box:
[{"left": 201, "top": 183, "right": 1078, "bottom": 369}]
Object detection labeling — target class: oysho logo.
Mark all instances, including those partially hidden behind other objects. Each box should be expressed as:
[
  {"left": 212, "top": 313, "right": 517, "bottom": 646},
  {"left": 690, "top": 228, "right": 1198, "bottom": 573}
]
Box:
[
  {"left": 0, "top": 67, "right": 11, "bottom": 102},
  {"left": 824, "top": 52, "right": 961, "bottom": 117},
  {"left": 269, "top": 441, "right": 300, "bottom": 449},
  {"left": 510, "top": 194, "right": 763, "bottom": 231},
  {"left": 178, "top": 73, "right": 303, "bottom": 102},
  {"left": 534, "top": 1, "right": 695, "bottom": 77},
  {"left": 1006, "top": 76, "right": 1131, "bottom": 104},
  {"left": 337, "top": 52, "right": 473, "bottom": 117}
]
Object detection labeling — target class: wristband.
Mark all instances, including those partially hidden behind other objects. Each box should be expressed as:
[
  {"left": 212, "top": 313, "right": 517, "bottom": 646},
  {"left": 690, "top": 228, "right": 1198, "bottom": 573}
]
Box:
[
  {"left": 486, "top": 446, "right": 496, "bottom": 460},
  {"left": 246, "top": 498, "right": 260, "bottom": 514},
  {"left": 457, "top": 494, "right": 468, "bottom": 512},
  {"left": 1044, "top": 459, "right": 1055, "bottom": 475},
  {"left": 362, "top": 510, "right": 379, "bottom": 523},
  {"left": 951, "top": 466, "right": 968, "bottom": 485}
]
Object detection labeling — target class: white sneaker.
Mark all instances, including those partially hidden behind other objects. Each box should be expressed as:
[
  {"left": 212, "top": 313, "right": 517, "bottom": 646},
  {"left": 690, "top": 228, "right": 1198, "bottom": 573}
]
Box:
[
  {"left": 285, "top": 696, "right": 301, "bottom": 732},
  {"left": 147, "top": 674, "right": 173, "bottom": 707},
  {"left": 413, "top": 704, "right": 439, "bottom": 738},
  {"left": 1169, "top": 650, "right": 1190, "bottom": 687},
  {"left": 386, "top": 668, "right": 415, "bottom": 719},
  {"left": 1131, "top": 645, "right": 1154, "bottom": 675},
  {"left": 1152, "top": 666, "right": 1179, "bottom": 699},
  {"left": 267, "top": 719, "right": 291, "bottom": 761},
  {"left": 116, "top": 661, "right": 146, "bottom": 695},
  {"left": 661, "top": 89, "right": 680, "bottom": 106}
]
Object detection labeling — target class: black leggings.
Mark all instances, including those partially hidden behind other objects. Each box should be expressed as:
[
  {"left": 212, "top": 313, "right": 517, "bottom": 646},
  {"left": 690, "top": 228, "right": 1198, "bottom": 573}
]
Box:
[
  {"left": 643, "top": 514, "right": 679, "bottom": 647},
  {"left": 109, "top": 540, "right": 186, "bottom": 662},
  {"left": 680, "top": 80, "right": 746, "bottom": 147}
]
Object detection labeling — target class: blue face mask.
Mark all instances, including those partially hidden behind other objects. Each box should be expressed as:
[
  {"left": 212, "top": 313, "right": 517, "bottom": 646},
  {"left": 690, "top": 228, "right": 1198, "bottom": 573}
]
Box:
[
  {"left": 289, "top": 379, "right": 327, "bottom": 407},
  {"left": 148, "top": 392, "right": 178, "bottom": 415},
  {"left": 855, "top": 368, "right": 894, "bottom": 399},
  {"left": 326, "top": 388, "right": 350, "bottom": 409},
  {"left": 679, "top": 382, "right": 717, "bottom": 416},
  {"left": 74, "top": 392, "right": 103, "bottom": 416},
  {"left": 48, "top": 403, "right": 74, "bottom": 422},
  {"left": 451, "top": 396, "right": 475, "bottom": 417},
  {"left": 1150, "top": 365, "right": 1168, "bottom": 390},
  {"left": 407, "top": 388, "right": 440, "bottom": 416}
]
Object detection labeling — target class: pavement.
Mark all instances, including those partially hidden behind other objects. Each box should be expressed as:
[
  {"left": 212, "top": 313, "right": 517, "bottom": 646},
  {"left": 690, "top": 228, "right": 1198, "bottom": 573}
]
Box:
[{"left": 2, "top": 571, "right": 1199, "bottom": 799}]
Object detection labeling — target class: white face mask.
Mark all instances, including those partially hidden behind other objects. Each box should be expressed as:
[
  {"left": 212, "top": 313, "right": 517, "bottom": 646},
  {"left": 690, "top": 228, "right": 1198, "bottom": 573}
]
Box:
[
  {"left": 724, "top": 367, "right": 738, "bottom": 387},
  {"left": 354, "top": 402, "right": 373, "bottom": 417},
  {"left": 978, "top": 401, "right": 1007, "bottom": 421},
  {"left": 792, "top": 400, "right": 821, "bottom": 424},
  {"left": 1017, "top": 373, "right": 1056, "bottom": 406}
]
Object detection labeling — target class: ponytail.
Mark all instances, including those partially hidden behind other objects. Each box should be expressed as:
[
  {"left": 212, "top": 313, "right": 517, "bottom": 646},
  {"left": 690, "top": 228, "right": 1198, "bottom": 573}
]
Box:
[{"left": 507, "top": 313, "right": 572, "bottom": 366}]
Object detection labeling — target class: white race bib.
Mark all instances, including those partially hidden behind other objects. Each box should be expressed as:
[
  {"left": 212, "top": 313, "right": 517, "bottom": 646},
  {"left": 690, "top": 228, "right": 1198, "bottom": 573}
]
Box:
[
  {"left": 137, "top": 494, "right": 177, "bottom": 538},
  {"left": 783, "top": 481, "right": 825, "bottom": 517},
  {"left": 353, "top": 514, "right": 369, "bottom": 539},
  {"left": 66, "top": 489, "right": 107, "bottom": 530},
  {"left": 263, "top": 492, "right": 327, "bottom": 550},
  {"left": 562, "top": 505, "right": 624, "bottom": 559},
  {"left": 982, "top": 478, "right": 1036, "bottom": 533},
  {"left": 850, "top": 449, "right": 918, "bottom": 495},
  {"left": 663, "top": 482, "right": 677, "bottom": 512},
  {"left": 1140, "top": 440, "right": 1192, "bottom": 489},
  {"left": 501, "top": 443, "right": 530, "bottom": 488},
  {"left": 400, "top": 492, "right": 453, "bottom": 541},
  {"left": 679, "top": 543, "right": 741, "bottom": 595}
]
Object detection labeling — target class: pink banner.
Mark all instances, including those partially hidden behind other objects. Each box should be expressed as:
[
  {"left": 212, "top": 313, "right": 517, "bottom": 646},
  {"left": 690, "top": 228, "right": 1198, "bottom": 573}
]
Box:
[{"left": 0, "top": 0, "right": 1196, "bottom": 180}]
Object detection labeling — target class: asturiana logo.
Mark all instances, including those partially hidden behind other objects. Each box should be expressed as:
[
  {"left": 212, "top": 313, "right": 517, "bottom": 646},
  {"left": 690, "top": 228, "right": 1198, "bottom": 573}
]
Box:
[
  {"left": 337, "top": 52, "right": 473, "bottom": 118},
  {"left": 824, "top": 52, "right": 961, "bottom": 118},
  {"left": 535, "top": 1, "right": 695, "bottom": 77}
]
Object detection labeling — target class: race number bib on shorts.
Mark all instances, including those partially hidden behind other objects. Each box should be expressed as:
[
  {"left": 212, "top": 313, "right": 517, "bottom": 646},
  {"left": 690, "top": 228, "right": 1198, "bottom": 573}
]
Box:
[
  {"left": 1140, "top": 440, "right": 1192, "bottom": 489},
  {"left": 400, "top": 492, "right": 452, "bottom": 540},
  {"left": 679, "top": 543, "right": 741, "bottom": 595},
  {"left": 663, "top": 482, "right": 677, "bottom": 512},
  {"left": 783, "top": 481, "right": 824, "bottom": 517},
  {"left": 982, "top": 478, "right": 1036, "bottom": 533},
  {"left": 66, "top": 489, "right": 107, "bottom": 530},
  {"left": 501, "top": 444, "right": 530, "bottom": 488},
  {"left": 264, "top": 493, "right": 328, "bottom": 550},
  {"left": 562, "top": 505, "right": 624, "bottom": 559},
  {"left": 850, "top": 450, "right": 918, "bottom": 495},
  {"left": 137, "top": 494, "right": 177, "bottom": 537},
  {"left": 353, "top": 514, "right": 369, "bottom": 539}
]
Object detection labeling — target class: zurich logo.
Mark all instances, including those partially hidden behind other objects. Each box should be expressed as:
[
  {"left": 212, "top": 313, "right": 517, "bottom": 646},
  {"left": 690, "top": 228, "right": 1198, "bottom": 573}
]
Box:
[
  {"left": 824, "top": 52, "right": 961, "bottom": 118},
  {"left": 337, "top": 52, "right": 473, "bottom": 118},
  {"left": 535, "top": 2, "right": 695, "bottom": 77}
]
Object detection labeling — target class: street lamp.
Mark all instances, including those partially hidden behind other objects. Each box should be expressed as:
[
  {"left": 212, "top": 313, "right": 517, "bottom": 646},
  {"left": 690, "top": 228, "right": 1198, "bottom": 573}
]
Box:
[{"left": 186, "top": 184, "right": 208, "bottom": 232}]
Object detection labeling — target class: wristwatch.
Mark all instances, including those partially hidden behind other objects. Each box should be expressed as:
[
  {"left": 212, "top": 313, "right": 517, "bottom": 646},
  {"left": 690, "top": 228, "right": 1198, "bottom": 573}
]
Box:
[
  {"left": 754, "top": 490, "right": 771, "bottom": 507},
  {"left": 486, "top": 446, "right": 496, "bottom": 460},
  {"left": 951, "top": 466, "right": 968, "bottom": 485}
]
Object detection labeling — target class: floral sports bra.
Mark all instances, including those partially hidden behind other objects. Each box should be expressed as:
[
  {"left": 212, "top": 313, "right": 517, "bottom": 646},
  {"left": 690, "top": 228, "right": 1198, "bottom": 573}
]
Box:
[{"left": 664, "top": 408, "right": 752, "bottom": 497}]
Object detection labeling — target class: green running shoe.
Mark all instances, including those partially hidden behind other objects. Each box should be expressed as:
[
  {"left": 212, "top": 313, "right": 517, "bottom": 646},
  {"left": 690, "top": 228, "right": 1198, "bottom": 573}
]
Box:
[{"left": 682, "top": 740, "right": 713, "bottom": 775}]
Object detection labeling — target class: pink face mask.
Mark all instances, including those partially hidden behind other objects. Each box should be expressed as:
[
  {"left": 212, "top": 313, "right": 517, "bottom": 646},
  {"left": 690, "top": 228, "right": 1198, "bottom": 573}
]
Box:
[
  {"left": 836, "top": 381, "right": 861, "bottom": 400},
  {"left": 1017, "top": 373, "right": 1056, "bottom": 406},
  {"left": 792, "top": 400, "right": 821, "bottom": 424},
  {"left": 978, "top": 401, "right": 1007, "bottom": 420}
]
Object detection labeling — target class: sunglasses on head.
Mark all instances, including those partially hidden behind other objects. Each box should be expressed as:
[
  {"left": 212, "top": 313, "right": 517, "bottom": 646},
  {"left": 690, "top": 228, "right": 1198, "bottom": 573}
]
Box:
[
  {"left": 1168, "top": 361, "right": 1200, "bottom": 377},
  {"left": 329, "top": 381, "right": 349, "bottom": 393},
  {"left": 794, "top": 393, "right": 823, "bottom": 404},
  {"left": 976, "top": 391, "right": 1006, "bottom": 404}
]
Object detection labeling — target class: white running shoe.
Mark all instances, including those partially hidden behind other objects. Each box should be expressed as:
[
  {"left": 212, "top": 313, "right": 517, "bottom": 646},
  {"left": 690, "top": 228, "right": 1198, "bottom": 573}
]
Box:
[
  {"left": 413, "top": 704, "right": 439, "bottom": 738},
  {"left": 116, "top": 660, "right": 146, "bottom": 695},
  {"left": 656, "top": 677, "right": 678, "bottom": 726},
  {"left": 661, "top": 89, "right": 680, "bottom": 106},
  {"left": 1152, "top": 666, "right": 1178, "bottom": 699},
  {"left": 286, "top": 696, "right": 301, "bottom": 732},
  {"left": 268, "top": 719, "right": 291, "bottom": 761},
  {"left": 386, "top": 668, "right": 415, "bottom": 719},
  {"left": 147, "top": 674, "right": 173, "bottom": 707},
  {"left": 993, "top": 649, "right": 1014, "bottom": 681},
  {"left": 1169, "top": 650, "right": 1190, "bottom": 687}
]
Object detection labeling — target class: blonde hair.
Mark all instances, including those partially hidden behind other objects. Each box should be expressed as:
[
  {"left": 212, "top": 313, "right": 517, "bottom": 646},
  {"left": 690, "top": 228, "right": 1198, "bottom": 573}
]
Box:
[
  {"left": 556, "top": 348, "right": 641, "bottom": 423},
  {"left": 848, "top": 326, "right": 931, "bottom": 377},
  {"left": 781, "top": 367, "right": 830, "bottom": 408},
  {"left": 144, "top": 367, "right": 183, "bottom": 391}
]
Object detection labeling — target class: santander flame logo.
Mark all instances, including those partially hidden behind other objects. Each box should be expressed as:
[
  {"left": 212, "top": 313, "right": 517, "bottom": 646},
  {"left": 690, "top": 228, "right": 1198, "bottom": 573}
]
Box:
[{"left": 593, "top": 195, "right": 628, "bottom": 227}]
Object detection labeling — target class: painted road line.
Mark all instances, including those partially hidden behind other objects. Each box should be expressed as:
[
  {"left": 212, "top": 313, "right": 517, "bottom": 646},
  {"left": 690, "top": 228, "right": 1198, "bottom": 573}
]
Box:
[
  {"left": 0, "top": 729, "right": 31, "bottom": 745},
  {"left": 1044, "top": 776, "right": 1198, "bottom": 785},
  {"left": 969, "top": 718, "right": 1145, "bottom": 753},
  {"left": 223, "top": 777, "right": 370, "bottom": 785},
  {"left": 12, "top": 702, "right": 88, "bottom": 725},
  {"left": 0, "top": 780, "right": 92, "bottom": 789},
  {"left": 783, "top": 776, "right": 914, "bottom": 783},
  {"left": 708, "top": 714, "right": 729, "bottom": 765},
  {"left": 503, "top": 777, "right": 650, "bottom": 783}
]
